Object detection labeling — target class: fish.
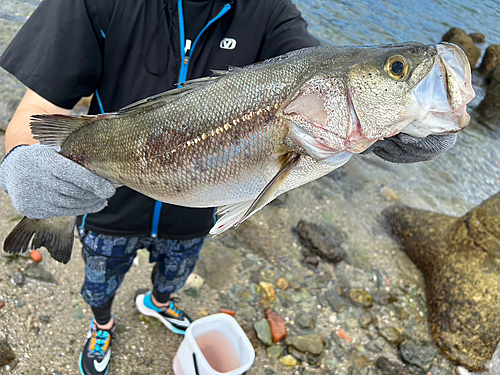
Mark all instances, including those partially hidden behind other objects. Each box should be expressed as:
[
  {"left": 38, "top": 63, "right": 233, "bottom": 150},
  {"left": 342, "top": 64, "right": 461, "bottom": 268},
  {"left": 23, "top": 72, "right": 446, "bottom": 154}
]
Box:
[{"left": 3, "top": 42, "right": 475, "bottom": 264}]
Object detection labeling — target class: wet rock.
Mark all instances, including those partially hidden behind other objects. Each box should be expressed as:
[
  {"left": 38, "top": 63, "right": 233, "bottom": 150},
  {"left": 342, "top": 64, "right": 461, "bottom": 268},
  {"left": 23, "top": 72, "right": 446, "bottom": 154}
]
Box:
[
  {"left": 0, "top": 340, "right": 15, "bottom": 367},
  {"left": 325, "top": 290, "right": 345, "bottom": 313},
  {"left": 13, "top": 268, "right": 24, "bottom": 285},
  {"left": 379, "top": 327, "right": 403, "bottom": 346},
  {"left": 374, "top": 357, "right": 418, "bottom": 375},
  {"left": 24, "top": 263, "right": 58, "bottom": 284},
  {"left": 279, "top": 354, "right": 298, "bottom": 367},
  {"left": 184, "top": 272, "right": 204, "bottom": 289},
  {"left": 399, "top": 340, "right": 438, "bottom": 371},
  {"left": 442, "top": 27, "right": 481, "bottom": 68},
  {"left": 469, "top": 32, "right": 486, "bottom": 44},
  {"left": 253, "top": 319, "right": 273, "bottom": 346},
  {"left": 260, "top": 282, "right": 276, "bottom": 302},
  {"left": 285, "top": 334, "right": 325, "bottom": 356},
  {"left": 479, "top": 44, "right": 500, "bottom": 76},
  {"left": 366, "top": 337, "right": 385, "bottom": 353},
  {"left": 296, "top": 313, "right": 316, "bottom": 331},
  {"left": 296, "top": 220, "right": 347, "bottom": 263},
  {"left": 347, "top": 289, "right": 374, "bottom": 308},
  {"left": 266, "top": 345, "right": 283, "bottom": 360},
  {"left": 477, "top": 67, "right": 500, "bottom": 129},
  {"left": 302, "top": 255, "right": 319, "bottom": 268},
  {"left": 265, "top": 309, "right": 287, "bottom": 343},
  {"left": 275, "top": 277, "right": 289, "bottom": 290},
  {"left": 384, "top": 193, "right": 500, "bottom": 371},
  {"left": 380, "top": 186, "right": 400, "bottom": 202},
  {"left": 183, "top": 286, "right": 200, "bottom": 298},
  {"left": 359, "top": 312, "right": 373, "bottom": 328},
  {"left": 260, "top": 269, "right": 275, "bottom": 283}
]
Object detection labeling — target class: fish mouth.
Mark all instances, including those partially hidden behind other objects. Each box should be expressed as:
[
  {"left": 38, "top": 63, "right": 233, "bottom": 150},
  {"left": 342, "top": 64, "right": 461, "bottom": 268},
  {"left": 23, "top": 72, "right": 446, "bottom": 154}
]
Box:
[{"left": 403, "top": 42, "right": 475, "bottom": 137}]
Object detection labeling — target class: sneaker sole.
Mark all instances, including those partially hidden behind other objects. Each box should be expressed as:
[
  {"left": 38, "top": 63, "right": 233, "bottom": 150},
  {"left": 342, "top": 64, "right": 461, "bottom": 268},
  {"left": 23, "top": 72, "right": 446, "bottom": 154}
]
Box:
[{"left": 135, "top": 294, "right": 187, "bottom": 335}]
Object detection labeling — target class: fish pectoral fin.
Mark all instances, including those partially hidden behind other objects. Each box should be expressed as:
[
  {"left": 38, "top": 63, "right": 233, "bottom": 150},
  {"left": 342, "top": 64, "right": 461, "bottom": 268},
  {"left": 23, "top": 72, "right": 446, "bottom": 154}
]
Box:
[
  {"left": 288, "top": 123, "right": 339, "bottom": 160},
  {"left": 209, "top": 153, "right": 300, "bottom": 236},
  {"left": 4, "top": 216, "right": 76, "bottom": 264}
]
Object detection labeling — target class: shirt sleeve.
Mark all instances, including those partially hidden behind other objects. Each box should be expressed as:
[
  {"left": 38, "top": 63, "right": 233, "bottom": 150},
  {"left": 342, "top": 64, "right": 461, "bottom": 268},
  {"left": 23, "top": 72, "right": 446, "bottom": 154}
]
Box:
[
  {"left": 0, "top": 0, "right": 103, "bottom": 109},
  {"left": 259, "top": 0, "right": 321, "bottom": 61}
]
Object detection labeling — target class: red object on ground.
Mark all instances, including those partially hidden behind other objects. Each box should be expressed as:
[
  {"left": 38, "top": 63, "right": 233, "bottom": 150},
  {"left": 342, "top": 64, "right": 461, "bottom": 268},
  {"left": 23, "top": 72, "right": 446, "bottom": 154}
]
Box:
[
  {"left": 337, "top": 328, "right": 352, "bottom": 344},
  {"left": 30, "top": 250, "right": 42, "bottom": 263},
  {"left": 265, "top": 308, "right": 287, "bottom": 343},
  {"left": 220, "top": 308, "right": 236, "bottom": 317}
]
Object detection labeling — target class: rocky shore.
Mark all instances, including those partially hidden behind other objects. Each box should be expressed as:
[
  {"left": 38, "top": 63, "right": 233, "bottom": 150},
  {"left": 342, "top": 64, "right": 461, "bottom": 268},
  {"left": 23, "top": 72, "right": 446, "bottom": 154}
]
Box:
[{"left": 1, "top": 3, "right": 500, "bottom": 375}]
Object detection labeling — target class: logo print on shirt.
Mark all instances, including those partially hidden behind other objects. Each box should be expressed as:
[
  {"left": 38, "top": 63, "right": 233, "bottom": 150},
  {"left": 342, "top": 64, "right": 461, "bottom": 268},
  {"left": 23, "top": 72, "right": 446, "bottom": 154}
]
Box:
[{"left": 220, "top": 38, "right": 237, "bottom": 50}]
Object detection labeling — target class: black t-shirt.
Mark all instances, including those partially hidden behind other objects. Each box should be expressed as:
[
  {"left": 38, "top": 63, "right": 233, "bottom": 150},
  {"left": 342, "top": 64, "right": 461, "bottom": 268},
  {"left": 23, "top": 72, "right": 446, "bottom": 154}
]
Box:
[{"left": 0, "top": 0, "right": 320, "bottom": 239}]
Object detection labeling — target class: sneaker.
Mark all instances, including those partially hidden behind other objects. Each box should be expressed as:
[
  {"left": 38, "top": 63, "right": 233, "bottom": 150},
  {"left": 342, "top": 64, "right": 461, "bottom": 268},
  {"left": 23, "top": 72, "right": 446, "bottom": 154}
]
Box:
[
  {"left": 79, "top": 319, "right": 114, "bottom": 375},
  {"left": 135, "top": 291, "right": 191, "bottom": 335}
]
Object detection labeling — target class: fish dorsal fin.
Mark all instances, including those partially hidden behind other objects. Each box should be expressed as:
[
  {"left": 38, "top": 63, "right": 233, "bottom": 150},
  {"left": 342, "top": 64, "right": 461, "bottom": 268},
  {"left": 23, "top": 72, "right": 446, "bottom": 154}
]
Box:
[
  {"left": 210, "top": 153, "right": 300, "bottom": 235},
  {"left": 118, "top": 73, "right": 223, "bottom": 114}
]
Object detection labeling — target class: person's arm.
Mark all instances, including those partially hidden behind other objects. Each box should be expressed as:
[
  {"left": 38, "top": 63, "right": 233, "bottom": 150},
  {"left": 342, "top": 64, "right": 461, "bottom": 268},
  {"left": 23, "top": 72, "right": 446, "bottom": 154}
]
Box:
[{"left": 5, "top": 89, "right": 71, "bottom": 154}]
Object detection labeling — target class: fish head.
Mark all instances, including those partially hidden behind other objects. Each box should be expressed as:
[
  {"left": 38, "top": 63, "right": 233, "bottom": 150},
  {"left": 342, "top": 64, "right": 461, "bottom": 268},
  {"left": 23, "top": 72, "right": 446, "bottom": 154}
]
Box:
[{"left": 282, "top": 42, "right": 474, "bottom": 159}]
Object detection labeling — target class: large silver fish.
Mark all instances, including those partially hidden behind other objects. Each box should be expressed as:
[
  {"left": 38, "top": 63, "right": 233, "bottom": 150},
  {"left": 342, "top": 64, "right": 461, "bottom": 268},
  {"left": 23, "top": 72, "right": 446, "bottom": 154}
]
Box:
[{"left": 4, "top": 42, "right": 474, "bottom": 263}]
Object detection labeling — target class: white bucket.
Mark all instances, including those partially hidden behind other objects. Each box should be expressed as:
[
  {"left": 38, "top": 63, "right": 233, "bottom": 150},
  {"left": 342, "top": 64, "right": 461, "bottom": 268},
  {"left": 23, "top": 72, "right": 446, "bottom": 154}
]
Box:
[{"left": 173, "top": 313, "right": 255, "bottom": 375}]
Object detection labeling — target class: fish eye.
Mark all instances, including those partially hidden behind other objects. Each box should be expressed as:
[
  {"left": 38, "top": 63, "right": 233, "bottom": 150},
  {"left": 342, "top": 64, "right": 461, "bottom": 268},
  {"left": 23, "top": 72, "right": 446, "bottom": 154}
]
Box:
[{"left": 385, "top": 55, "right": 409, "bottom": 80}]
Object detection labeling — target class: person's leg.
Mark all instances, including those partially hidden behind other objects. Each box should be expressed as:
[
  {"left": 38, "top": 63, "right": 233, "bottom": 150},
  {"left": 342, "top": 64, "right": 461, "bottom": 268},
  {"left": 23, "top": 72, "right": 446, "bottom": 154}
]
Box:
[
  {"left": 79, "top": 230, "right": 143, "bottom": 375},
  {"left": 135, "top": 237, "right": 205, "bottom": 334}
]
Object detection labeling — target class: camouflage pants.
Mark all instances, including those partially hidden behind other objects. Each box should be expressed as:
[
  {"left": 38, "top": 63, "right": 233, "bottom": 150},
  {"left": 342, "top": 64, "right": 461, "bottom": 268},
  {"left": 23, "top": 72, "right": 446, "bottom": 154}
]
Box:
[{"left": 79, "top": 228, "right": 204, "bottom": 307}]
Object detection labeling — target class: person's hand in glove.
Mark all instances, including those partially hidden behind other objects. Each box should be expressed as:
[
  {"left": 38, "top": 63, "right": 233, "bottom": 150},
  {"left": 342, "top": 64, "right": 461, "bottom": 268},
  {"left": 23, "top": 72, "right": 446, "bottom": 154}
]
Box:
[
  {"left": 0, "top": 143, "right": 116, "bottom": 219},
  {"left": 362, "top": 133, "right": 457, "bottom": 163}
]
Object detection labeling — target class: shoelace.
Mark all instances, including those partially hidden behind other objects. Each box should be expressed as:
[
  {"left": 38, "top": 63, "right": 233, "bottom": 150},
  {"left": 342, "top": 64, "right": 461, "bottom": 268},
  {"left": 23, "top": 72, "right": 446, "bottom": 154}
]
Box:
[
  {"left": 91, "top": 330, "right": 110, "bottom": 357},
  {"left": 168, "top": 298, "right": 182, "bottom": 317}
]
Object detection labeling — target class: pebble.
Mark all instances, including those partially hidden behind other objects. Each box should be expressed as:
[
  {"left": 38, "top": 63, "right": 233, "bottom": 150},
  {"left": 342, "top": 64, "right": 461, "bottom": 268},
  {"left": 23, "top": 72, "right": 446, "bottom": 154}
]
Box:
[
  {"left": 184, "top": 273, "right": 204, "bottom": 289},
  {"left": 296, "top": 313, "right": 316, "bottom": 331},
  {"left": 347, "top": 289, "right": 374, "bottom": 308},
  {"left": 325, "top": 290, "right": 345, "bottom": 313},
  {"left": 379, "top": 327, "right": 403, "bottom": 346},
  {"left": 279, "top": 354, "right": 298, "bottom": 367},
  {"left": 399, "top": 340, "right": 438, "bottom": 371},
  {"left": 183, "top": 286, "right": 200, "bottom": 298},
  {"left": 366, "top": 337, "right": 385, "bottom": 353},
  {"left": 253, "top": 319, "right": 273, "bottom": 346},
  {"left": 275, "top": 277, "right": 289, "bottom": 290},
  {"left": 39, "top": 315, "right": 50, "bottom": 323},
  {"left": 266, "top": 345, "right": 283, "bottom": 360},
  {"left": 0, "top": 300, "right": 4, "bottom": 309},
  {"left": 13, "top": 268, "right": 25, "bottom": 285},
  {"left": 375, "top": 356, "right": 418, "bottom": 375},
  {"left": 265, "top": 309, "right": 287, "bottom": 343},
  {"left": 380, "top": 186, "right": 400, "bottom": 201},
  {"left": 259, "top": 282, "right": 276, "bottom": 302},
  {"left": 260, "top": 269, "right": 275, "bottom": 283},
  {"left": 285, "top": 334, "right": 325, "bottom": 356},
  {"left": 359, "top": 312, "right": 373, "bottom": 328},
  {"left": 296, "top": 220, "right": 347, "bottom": 263},
  {"left": 24, "top": 264, "right": 58, "bottom": 284}
]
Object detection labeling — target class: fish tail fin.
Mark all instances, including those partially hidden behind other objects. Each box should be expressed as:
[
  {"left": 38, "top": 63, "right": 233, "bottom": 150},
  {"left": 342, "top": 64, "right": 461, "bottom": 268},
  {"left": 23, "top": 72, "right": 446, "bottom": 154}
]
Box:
[
  {"left": 4, "top": 216, "right": 76, "bottom": 264},
  {"left": 30, "top": 114, "right": 94, "bottom": 147}
]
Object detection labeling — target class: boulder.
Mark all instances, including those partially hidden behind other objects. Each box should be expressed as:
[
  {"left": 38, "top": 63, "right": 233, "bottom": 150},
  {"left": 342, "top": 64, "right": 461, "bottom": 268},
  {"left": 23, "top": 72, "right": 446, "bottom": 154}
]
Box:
[
  {"left": 469, "top": 32, "right": 486, "bottom": 44},
  {"left": 479, "top": 44, "right": 500, "bottom": 77},
  {"left": 384, "top": 192, "right": 500, "bottom": 371},
  {"left": 476, "top": 67, "right": 500, "bottom": 129},
  {"left": 442, "top": 27, "right": 482, "bottom": 68}
]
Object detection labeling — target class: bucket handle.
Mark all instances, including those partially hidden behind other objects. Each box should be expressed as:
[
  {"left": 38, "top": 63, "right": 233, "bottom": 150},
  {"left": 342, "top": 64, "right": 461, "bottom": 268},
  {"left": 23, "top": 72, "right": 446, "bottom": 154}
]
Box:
[{"left": 192, "top": 353, "right": 248, "bottom": 375}]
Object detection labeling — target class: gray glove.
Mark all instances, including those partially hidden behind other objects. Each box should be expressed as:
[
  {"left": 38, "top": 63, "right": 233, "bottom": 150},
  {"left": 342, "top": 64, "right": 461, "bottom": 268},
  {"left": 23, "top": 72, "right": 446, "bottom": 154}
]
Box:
[
  {"left": 0, "top": 144, "right": 115, "bottom": 219},
  {"left": 362, "top": 133, "right": 457, "bottom": 163}
]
